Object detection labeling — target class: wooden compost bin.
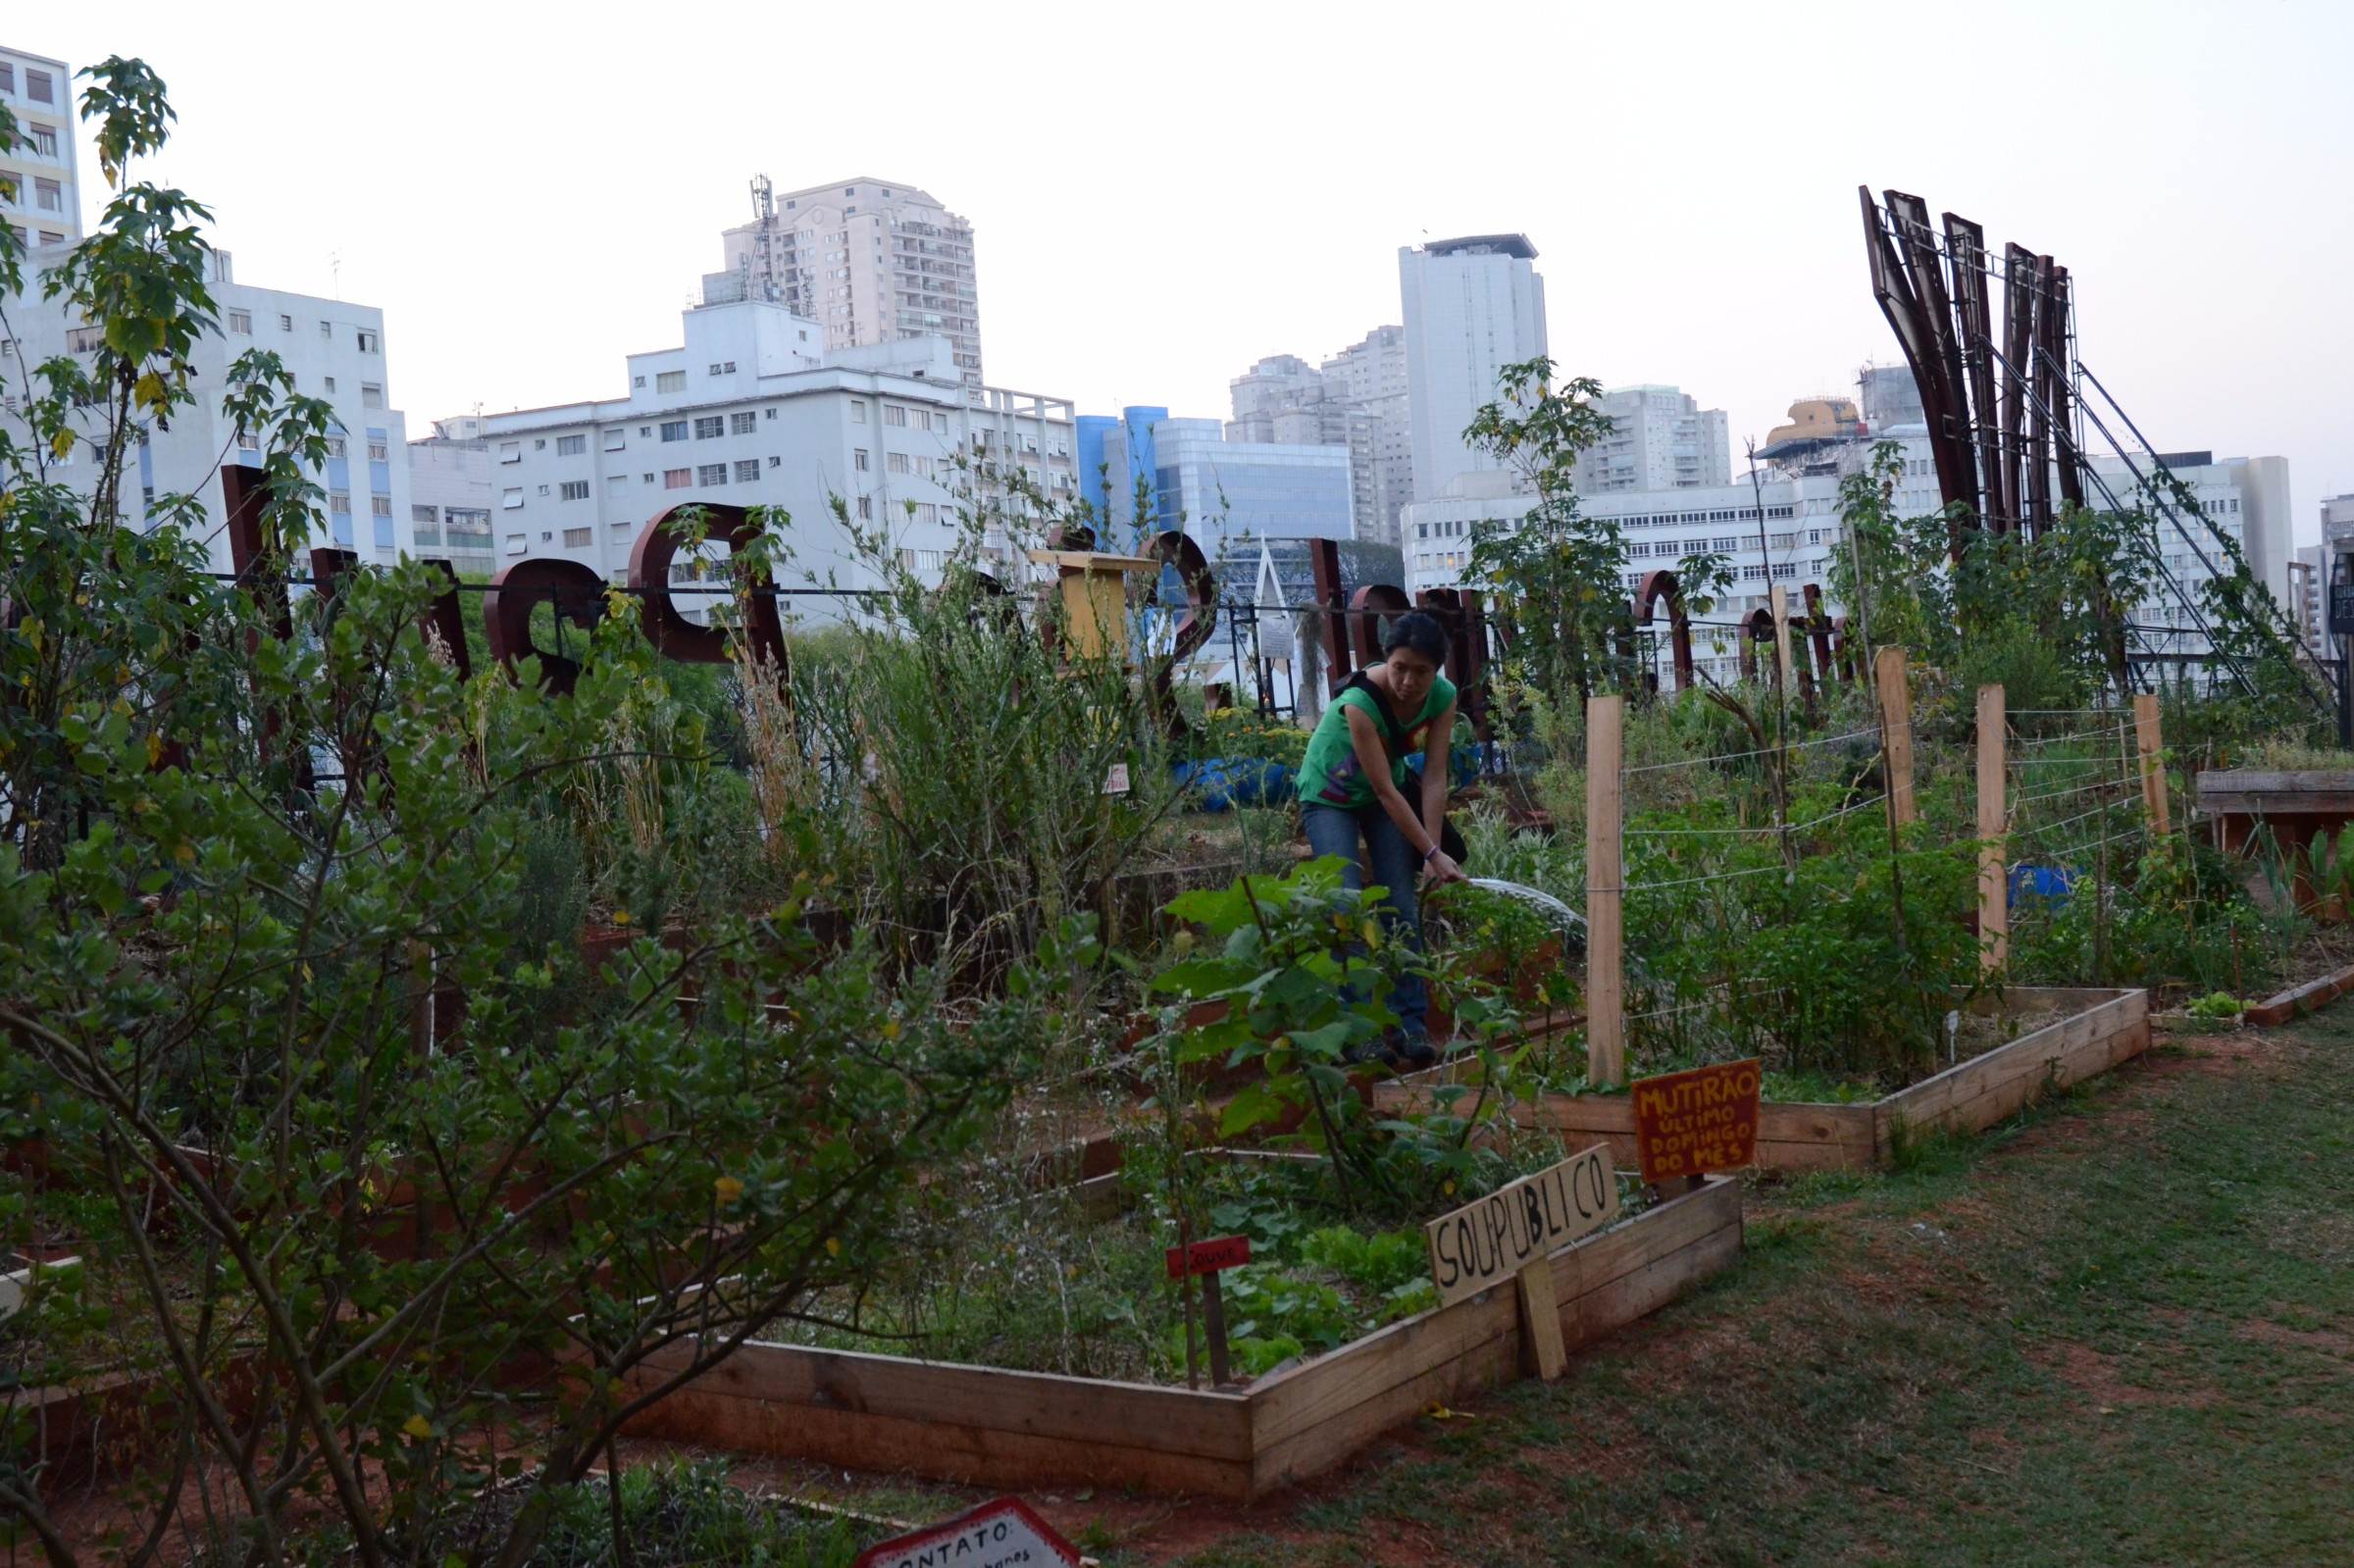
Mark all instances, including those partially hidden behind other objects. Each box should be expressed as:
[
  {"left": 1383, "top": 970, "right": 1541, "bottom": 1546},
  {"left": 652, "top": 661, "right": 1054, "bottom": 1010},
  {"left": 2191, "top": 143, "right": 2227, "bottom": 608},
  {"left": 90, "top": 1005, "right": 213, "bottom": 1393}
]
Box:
[
  {"left": 1375, "top": 986, "right": 2148, "bottom": 1175},
  {"left": 617, "top": 1176, "right": 1741, "bottom": 1499}
]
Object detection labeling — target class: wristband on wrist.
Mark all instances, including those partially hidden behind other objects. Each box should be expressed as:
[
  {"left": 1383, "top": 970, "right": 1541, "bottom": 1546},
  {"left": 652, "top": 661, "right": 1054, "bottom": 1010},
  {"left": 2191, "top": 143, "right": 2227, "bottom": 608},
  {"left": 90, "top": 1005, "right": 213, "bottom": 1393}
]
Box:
[{"left": 1422, "top": 842, "right": 1441, "bottom": 864}]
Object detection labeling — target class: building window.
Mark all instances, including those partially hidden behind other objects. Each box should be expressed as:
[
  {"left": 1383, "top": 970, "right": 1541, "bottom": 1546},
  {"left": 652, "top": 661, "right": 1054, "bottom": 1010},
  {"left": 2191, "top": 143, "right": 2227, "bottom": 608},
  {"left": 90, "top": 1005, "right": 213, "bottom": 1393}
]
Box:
[
  {"left": 563, "top": 528, "right": 592, "bottom": 547},
  {"left": 506, "top": 534, "right": 527, "bottom": 555},
  {"left": 730, "top": 411, "right": 757, "bottom": 434},
  {"left": 854, "top": 448, "right": 869, "bottom": 471},
  {"left": 883, "top": 404, "right": 907, "bottom": 427},
  {"left": 324, "top": 377, "right": 336, "bottom": 394},
  {"left": 560, "top": 480, "right": 590, "bottom": 501},
  {"left": 537, "top": 483, "right": 549, "bottom": 495},
  {"left": 330, "top": 491, "right": 353, "bottom": 515},
  {"left": 413, "top": 504, "right": 437, "bottom": 524},
  {"left": 31, "top": 178, "right": 60, "bottom": 213},
  {"left": 326, "top": 435, "right": 347, "bottom": 458},
  {"left": 851, "top": 401, "right": 868, "bottom": 424},
  {"left": 887, "top": 452, "right": 910, "bottom": 474},
  {"left": 556, "top": 433, "right": 587, "bottom": 455},
  {"left": 367, "top": 437, "right": 388, "bottom": 462},
  {"left": 765, "top": 407, "right": 778, "bottom": 420},
  {"left": 735, "top": 459, "right": 759, "bottom": 482},
  {"left": 633, "top": 375, "right": 646, "bottom": 388},
  {"left": 697, "top": 463, "right": 728, "bottom": 486},
  {"left": 768, "top": 455, "right": 780, "bottom": 468},
  {"left": 361, "top": 383, "right": 384, "bottom": 409},
  {"left": 656, "top": 370, "right": 687, "bottom": 393},
  {"left": 693, "top": 416, "right": 724, "bottom": 439},
  {"left": 663, "top": 469, "right": 691, "bottom": 489},
  {"left": 602, "top": 429, "right": 626, "bottom": 451},
  {"left": 914, "top": 502, "right": 939, "bottom": 525},
  {"left": 499, "top": 442, "right": 521, "bottom": 464},
  {"left": 26, "top": 70, "right": 54, "bottom": 104},
  {"left": 607, "top": 474, "right": 629, "bottom": 493},
  {"left": 502, "top": 487, "right": 524, "bottom": 509},
  {"left": 371, "top": 495, "right": 393, "bottom": 518},
  {"left": 1770, "top": 562, "right": 1796, "bottom": 581},
  {"left": 356, "top": 329, "right": 380, "bottom": 353},
  {"left": 229, "top": 310, "right": 252, "bottom": 334},
  {"left": 660, "top": 421, "right": 689, "bottom": 442},
  {"left": 279, "top": 313, "right": 292, "bottom": 331}
]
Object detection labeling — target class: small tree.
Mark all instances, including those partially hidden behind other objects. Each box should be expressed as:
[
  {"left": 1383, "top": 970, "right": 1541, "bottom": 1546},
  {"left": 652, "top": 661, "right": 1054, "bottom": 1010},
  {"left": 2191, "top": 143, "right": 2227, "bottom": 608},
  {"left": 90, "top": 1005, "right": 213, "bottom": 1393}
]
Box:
[{"left": 1459, "top": 361, "right": 1624, "bottom": 706}]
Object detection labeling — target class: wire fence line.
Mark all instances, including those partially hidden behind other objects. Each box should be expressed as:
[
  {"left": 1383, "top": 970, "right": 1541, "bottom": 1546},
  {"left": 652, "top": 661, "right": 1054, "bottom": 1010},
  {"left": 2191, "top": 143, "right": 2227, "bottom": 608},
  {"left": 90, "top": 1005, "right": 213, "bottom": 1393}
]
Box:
[{"left": 1620, "top": 727, "right": 1882, "bottom": 777}]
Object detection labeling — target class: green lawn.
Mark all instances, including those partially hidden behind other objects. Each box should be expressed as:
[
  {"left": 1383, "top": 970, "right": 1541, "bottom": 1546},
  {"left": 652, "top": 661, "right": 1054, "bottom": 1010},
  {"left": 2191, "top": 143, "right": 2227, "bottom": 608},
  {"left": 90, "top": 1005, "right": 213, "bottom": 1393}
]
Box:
[{"left": 1117, "top": 1014, "right": 2354, "bottom": 1566}]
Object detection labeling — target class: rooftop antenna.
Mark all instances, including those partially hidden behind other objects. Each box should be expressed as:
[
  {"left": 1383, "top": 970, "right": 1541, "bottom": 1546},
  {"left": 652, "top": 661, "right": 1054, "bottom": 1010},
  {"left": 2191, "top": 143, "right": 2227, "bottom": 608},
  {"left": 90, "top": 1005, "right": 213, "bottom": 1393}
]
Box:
[{"left": 330, "top": 250, "right": 341, "bottom": 300}]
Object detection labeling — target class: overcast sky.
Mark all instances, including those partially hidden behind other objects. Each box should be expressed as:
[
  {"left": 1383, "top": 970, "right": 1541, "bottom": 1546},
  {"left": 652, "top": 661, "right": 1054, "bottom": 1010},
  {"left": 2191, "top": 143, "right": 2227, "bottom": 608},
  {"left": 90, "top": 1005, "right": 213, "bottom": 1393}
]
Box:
[{"left": 39, "top": 0, "right": 2354, "bottom": 542}]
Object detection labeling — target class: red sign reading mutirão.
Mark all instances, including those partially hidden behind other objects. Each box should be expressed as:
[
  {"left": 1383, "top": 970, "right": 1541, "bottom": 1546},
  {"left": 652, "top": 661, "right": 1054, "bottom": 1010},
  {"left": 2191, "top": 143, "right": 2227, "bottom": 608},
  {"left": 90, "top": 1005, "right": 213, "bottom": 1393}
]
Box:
[
  {"left": 1164, "top": 1235, "right": 1251, "bottom": 1280},
  {"left": 1631, "top": 1059, "right": 1763, "bottom": 1182}
]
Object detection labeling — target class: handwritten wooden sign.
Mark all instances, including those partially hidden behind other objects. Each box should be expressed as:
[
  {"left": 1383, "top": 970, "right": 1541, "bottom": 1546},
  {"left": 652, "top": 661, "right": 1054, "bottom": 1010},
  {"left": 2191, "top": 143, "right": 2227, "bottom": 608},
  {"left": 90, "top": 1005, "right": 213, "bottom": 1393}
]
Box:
[
  {"left": 1165, "top": 1235, "right": 1251, "bottom": 1280},
  {"left": 854, "top": 1496, "right": 1081, "bottom": 1568},
  {"left": 1425, "top": 1144, "right": 1618, "bottom": 1308},
  {"left": 1631, "top": 1059, "right": 1762, "bottom": 1182}
]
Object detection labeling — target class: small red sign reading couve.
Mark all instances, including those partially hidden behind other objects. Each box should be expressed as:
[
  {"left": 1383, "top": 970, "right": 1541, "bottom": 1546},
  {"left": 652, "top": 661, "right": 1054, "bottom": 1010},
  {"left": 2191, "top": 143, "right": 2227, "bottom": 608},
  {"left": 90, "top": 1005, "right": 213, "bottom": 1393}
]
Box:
[{"left": 1164, "top": 1235, "right": 1252, "bottom": 1280}]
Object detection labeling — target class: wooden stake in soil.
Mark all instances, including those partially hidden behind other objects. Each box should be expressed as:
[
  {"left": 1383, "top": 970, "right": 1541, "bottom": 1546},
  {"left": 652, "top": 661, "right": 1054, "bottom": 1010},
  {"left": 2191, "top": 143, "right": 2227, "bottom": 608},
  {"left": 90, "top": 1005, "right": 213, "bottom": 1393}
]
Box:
[
  {"left": 1200, "top": 1271, "right": 1232, "bottom": 1388},
  {"left": 1977, "top": 684, "right": 2008, "bottom": 973},
  {"left": 2133, "top": 691, "right": 2169, "bottom": 835},
  {"left": 1769, "top": 583, "right": 1795, "bottom": 694},
  {"left": 1515, "top": 1257, "right": 1566, "bottom": 1380},
  {"left": 1875, "top": 647, "right": 1917, "bottom": 827},
  {"left": 1585, "top": 692, "right": 1626, "bottom": 1088}
]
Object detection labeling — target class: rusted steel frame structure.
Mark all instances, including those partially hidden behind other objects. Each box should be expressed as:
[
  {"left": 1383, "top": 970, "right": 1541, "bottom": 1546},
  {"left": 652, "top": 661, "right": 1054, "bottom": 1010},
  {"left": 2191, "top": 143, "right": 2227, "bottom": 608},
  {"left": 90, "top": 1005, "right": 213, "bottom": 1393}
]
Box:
[
  {"left": 1860, "top": 187, "right": 2082, "bottom": 560},
  {"left": 1305, "top": 538, "right": 1492, "bottom": 735}
]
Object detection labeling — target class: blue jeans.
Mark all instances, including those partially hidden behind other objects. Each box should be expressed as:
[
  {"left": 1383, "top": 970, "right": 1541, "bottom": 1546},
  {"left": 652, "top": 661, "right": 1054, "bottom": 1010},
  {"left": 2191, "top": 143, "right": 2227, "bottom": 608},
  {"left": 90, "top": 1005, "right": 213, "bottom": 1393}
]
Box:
[{"left": 1301, "top": 801, "right": 1430, "bottom": 1036}]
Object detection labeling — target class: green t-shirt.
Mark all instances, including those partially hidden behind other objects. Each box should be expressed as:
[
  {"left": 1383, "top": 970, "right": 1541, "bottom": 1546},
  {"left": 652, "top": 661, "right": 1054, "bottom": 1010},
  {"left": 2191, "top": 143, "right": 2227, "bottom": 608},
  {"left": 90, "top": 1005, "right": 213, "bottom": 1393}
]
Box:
[{"left": 1296, "top": 666, "right": 1458, "bottom": 812}]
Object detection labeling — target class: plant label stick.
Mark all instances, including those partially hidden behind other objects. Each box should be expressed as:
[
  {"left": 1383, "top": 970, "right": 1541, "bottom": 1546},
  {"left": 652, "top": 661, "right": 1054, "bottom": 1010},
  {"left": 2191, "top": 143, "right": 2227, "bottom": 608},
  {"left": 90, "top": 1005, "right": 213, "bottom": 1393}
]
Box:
[{"left": 1166, "top": 1236, "right": 1250, "bottom": 1387}]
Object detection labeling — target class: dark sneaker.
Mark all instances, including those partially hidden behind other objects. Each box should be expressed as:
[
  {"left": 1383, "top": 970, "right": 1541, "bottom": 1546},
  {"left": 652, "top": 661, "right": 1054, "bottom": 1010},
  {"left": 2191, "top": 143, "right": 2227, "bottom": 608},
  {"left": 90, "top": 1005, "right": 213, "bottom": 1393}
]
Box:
[
  {"left": 1342, "top": 1036, "right": 1403, "bottom": 1069},
  {"left": 1397, "top": 1034, "right": 1440, "bottom": 1070}
]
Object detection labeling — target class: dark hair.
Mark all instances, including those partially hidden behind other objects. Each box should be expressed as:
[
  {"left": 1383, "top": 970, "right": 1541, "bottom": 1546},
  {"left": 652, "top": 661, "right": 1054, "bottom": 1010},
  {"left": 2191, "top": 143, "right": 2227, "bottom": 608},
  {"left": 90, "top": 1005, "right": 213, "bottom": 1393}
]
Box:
[{"left": 1381, "top": 611, "right": 1450, "bottom": 667}]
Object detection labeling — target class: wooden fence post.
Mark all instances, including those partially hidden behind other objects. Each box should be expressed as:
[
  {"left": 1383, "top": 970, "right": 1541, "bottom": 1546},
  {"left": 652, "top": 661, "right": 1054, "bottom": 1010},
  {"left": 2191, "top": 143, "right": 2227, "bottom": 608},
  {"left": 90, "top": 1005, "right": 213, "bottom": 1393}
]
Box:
[
  {"left": 1977, "top": 683, "right": 2007, "bottom": 972},
  {"left": 1585, "top": 692, "right": 1625, "bottom": 1087},
  {"left": 1768, "top": 583, "right": 1794, "bottom": 692},
  {"left": 1875, "top": 647, "right": 1917, "bottom": 828},
  {"left": 2132, "top": 691, "right": 2169, "bottom": 835}
]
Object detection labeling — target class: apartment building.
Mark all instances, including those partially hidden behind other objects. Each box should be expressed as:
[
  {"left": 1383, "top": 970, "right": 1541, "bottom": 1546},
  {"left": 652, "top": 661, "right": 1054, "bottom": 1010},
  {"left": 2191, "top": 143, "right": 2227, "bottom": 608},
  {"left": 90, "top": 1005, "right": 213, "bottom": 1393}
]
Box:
[
  {"left": 717, "top": 177, "right": 983, "bottom": 387},
  {"left": 1, "top": 252, "right": 414, "bottom": 568},
  {"left": 0, "top": 44, "right": 79, "bottom": 252},
  {"left": 408, "top": 418, "right": 498, "bottom": 577},
  {"left": 1574, "top": 384, "right": 1731, "bottom": 495},
  {"left": 471, "top": 290, "right": 1072, "bottom": 600},
  {"left": 1225, "top": 325, "right": 1415, "bottom": 548},
  {"left": 1399, "top": 233, "right": 1548, "bottom": 506}
]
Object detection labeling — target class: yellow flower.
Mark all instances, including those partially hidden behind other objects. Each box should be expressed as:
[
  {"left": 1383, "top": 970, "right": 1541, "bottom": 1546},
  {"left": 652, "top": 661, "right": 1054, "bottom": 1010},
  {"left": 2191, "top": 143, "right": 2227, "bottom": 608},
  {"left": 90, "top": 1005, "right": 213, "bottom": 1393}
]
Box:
[
  {"left": 402, "top": 1414, "right": 434, "bottom": 1440},
  {"left": 881, "top": 1018, "right": 901, "bottom": 1040},
  {"left": 713, "top": 1176, "right": 744, "bottom": 1206},
  {"left": 825, "top": 1237, "right": 842, "bottom": 1256},
  {"left": 613, "top": 909, "right": 633, "bottom": 927}
]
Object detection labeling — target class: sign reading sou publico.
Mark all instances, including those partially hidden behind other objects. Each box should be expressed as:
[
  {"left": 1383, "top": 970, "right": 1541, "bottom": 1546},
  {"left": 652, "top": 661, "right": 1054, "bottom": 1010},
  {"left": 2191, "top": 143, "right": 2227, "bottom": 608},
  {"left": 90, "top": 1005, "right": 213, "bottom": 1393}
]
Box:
[{"left": 1423, "top": 1143, "right": 1619, "bottom": 1308}]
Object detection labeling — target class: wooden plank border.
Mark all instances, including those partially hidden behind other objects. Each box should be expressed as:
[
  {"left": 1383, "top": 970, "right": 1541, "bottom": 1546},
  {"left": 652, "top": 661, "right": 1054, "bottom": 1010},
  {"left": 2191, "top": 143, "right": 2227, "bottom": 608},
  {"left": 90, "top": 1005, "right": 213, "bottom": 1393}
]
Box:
[
  {"left": 617, "top": 1179, "right": 1741, "bottom": 1500},
  {"left": 2242, "top": 959, "right": 2354, "bottom": 1027},
  {"left": 1373, "top": 987, "right": 2147, "bottom": 1175}
]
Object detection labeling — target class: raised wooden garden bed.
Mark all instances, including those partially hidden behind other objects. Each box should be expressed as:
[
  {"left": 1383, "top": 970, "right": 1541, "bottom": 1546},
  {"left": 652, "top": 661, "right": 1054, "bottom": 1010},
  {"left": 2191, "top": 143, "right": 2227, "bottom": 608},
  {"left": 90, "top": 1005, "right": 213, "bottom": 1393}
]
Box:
[
  {"left": 616, "top": 1176, "right": 1740, "bottom": 1499},
  {"left": 2242, "top": 959, "right": 2354, "bottom": 1027},
  {"left": 1374, "top": 986, "right": 2149, "bottom": 1175}
]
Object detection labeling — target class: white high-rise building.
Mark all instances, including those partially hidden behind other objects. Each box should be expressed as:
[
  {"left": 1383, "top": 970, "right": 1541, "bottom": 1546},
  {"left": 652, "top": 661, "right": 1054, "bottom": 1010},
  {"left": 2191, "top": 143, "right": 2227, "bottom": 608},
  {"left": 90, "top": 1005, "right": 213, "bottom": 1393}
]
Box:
[
  {"left": 470, "top": 285, "right": 1072, "bottom": 599},
  {"left": 1, "top": 45, "right": 80, "bottom": 253},
  {"left": 1324, "top": 326, "right": 1414, "bottom": 547},
  {"left": 717, "top": 177, "right": 983, "bottom": 387},
  {"left": 1399, "top": 233, "right": 1548, "bottom": 506},
  {"left": 2, "top": 252, "right": 416, "bottom": 569},
  {"left": 1574, "top": 385, "right": 1731, "bottom": 494}
]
